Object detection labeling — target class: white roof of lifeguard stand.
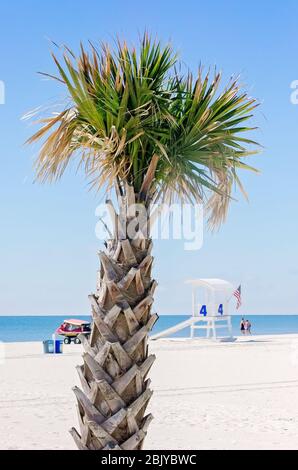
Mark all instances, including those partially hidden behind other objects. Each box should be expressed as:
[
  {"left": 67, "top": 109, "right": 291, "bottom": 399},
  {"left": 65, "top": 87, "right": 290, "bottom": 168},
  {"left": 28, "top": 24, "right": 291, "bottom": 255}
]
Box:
[{"left": 185, "top": 278, "right": 234, "bottom": 291}]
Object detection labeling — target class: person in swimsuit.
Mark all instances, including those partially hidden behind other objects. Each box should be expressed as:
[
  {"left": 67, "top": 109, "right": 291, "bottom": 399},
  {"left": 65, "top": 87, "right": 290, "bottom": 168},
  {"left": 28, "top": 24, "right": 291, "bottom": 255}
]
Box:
[
  {"left": 240, "top": 317, "right": 245, "bottom": 335},
  {"left": 245, "top": 319, "right": 252, "bottom": 335}
]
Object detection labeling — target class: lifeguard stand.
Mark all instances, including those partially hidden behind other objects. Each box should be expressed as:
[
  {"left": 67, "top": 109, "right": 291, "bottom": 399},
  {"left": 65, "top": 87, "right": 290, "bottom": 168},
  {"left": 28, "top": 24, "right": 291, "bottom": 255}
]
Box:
[
  {"left": 151, "top": 278, "right": 234, "bottom": 341},
  {"left": 185, "top": 278, "right": 234, "bottom": 340}
]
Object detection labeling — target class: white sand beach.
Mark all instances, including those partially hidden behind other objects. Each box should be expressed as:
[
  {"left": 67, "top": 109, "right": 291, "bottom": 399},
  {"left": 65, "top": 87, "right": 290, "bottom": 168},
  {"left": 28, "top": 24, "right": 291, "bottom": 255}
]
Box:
[{"left": 1, "top": 334, "right": 298, "bottom": 450}]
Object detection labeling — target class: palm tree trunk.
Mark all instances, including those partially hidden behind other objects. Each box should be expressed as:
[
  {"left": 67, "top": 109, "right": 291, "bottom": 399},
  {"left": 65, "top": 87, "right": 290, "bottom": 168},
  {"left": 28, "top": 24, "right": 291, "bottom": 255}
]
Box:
[{"left": 70, "top": 186, "right": 157, "bottom": 450}]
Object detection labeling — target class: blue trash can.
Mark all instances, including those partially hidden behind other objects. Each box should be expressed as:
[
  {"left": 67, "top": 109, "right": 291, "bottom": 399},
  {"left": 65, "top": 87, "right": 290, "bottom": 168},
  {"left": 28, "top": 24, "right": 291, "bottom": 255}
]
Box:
[
  {"left": 43, "top": 340, "right": 54, "bottom": 354},
  {"left": 54, "top": 339, "right": 63, "bottom": 353},
  {"left": 43, "top": 340, "right": 63, "bottom": 354}
]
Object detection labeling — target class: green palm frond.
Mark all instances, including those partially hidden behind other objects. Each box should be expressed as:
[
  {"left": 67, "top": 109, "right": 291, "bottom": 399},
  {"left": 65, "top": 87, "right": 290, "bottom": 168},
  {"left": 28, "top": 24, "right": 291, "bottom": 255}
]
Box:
[{"left": 26, "top": 33, "right": 260, "bottom": 228}]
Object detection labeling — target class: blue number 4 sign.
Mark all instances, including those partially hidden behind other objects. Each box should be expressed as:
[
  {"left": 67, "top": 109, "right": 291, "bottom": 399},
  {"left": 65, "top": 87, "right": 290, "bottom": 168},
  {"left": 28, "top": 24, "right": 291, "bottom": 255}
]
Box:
[
  {"left": 200, "top": 305, "right": 207, "bottom": 316},
  {"left": 218, "top": 304, "right": 223, "bottom": 315}
]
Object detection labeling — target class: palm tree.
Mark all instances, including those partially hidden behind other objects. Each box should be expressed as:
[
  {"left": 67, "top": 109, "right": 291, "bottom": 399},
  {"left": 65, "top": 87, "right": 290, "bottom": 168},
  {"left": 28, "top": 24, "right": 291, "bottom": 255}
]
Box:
[{"left": 27, "top": 34, "right": 259, "bottom": 450}]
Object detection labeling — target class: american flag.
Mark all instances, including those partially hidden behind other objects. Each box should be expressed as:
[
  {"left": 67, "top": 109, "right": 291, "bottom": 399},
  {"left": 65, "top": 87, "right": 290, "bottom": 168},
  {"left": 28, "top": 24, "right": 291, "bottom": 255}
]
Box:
[{"left": 233, "top": 285, "right": 242, "bottom": 309}]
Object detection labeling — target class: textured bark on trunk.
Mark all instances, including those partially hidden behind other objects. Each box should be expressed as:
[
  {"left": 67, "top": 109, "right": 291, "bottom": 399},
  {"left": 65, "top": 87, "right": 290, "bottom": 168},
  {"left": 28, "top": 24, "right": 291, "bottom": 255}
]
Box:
[{"left": 70, "top": 187, "right": 157, "bottom": 450}]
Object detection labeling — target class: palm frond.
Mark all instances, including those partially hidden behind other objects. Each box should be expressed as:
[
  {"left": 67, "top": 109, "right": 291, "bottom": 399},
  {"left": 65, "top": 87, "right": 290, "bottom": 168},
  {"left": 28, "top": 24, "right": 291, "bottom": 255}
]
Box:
[{"left": 26, "top": 33, "right": 261, "bottom": 228}]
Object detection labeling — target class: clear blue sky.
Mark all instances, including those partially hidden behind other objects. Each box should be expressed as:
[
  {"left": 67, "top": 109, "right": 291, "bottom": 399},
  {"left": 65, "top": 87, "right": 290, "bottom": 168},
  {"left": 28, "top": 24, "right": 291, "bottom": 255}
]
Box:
[{"left": 1, "top": 0, "right": 298, "bottom": 315}]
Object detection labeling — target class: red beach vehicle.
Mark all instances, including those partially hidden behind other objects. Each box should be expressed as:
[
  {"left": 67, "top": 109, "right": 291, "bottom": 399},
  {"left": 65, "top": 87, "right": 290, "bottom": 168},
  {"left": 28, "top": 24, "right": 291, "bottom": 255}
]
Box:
[{"left": 56, "top": 319, "right": 91, "bottom": 344}]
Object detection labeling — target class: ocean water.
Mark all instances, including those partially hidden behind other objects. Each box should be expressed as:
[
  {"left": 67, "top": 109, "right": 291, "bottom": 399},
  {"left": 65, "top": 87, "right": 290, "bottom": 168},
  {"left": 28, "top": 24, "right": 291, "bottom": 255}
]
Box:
[{"left": 0, "top": 315, "right": 298, "bottom": 342}]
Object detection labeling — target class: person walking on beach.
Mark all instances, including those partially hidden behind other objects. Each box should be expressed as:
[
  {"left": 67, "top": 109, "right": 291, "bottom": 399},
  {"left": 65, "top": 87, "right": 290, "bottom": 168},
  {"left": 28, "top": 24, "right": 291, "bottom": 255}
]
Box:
[
  {"left": 240, "top": 317, "right": 245, "bottom": 335},
  {"left": 244, "top": 319, "right": 252, "bottom": 335}
]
